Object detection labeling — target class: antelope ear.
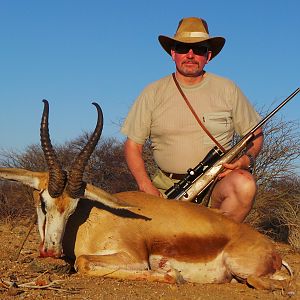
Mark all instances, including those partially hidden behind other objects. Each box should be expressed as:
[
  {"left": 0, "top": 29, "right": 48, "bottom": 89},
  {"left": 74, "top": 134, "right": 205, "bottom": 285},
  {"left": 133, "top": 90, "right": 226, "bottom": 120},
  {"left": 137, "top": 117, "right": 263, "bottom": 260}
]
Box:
[
  {"left": 84, "top": 183, "right": 135, "bottom": 209},
  {"left": 0, "top": 168, "right": 48, "bottom": 191}
]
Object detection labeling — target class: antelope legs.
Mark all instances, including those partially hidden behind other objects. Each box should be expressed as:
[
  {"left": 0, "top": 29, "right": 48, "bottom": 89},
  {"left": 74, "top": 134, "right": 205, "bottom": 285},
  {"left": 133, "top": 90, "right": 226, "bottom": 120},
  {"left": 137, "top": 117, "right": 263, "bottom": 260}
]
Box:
[{"left": 75, "top": 253, "right": 182, "bottom": 283}]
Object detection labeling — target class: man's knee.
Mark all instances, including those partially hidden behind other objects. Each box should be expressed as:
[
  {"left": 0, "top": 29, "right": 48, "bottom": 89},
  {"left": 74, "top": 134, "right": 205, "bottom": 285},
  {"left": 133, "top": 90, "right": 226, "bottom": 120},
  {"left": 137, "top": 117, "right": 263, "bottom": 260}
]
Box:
[
  {"left": 231, "top": 169, "right": 257, "bottom": 193},
  {"left": 211, "top": 169, "right": 257, "bottom": 214},
  {"left": 227, "top": 170, "right": 257, "bottom": 214},
  {"left": 214, "top": 169, "right": 256, "bottom": 195}
]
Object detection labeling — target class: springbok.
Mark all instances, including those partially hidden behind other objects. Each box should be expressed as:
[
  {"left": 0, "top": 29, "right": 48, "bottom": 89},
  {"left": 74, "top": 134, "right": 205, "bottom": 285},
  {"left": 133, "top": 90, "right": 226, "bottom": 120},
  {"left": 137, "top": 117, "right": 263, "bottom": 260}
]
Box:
[{"left": 0, "top": 100, "right": 290, "bottom": 289}]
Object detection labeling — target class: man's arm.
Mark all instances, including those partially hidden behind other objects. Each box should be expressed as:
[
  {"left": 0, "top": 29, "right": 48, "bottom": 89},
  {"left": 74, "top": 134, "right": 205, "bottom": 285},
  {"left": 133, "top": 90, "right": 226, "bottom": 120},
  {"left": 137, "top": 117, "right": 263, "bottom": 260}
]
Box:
[
  {"left": 219, "top": 127, "right": 264, "bottom": 178},
  {"left": 124, "top": 138, "right": 161, "bottom": 196}
]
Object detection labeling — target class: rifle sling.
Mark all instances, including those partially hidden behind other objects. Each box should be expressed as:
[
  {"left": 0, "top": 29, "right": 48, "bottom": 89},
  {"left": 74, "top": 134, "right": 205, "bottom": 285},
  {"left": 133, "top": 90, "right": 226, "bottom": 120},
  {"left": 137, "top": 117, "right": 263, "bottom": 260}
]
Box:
[{"left": 172, "top": 73, "right": 226, "bottom": 152}]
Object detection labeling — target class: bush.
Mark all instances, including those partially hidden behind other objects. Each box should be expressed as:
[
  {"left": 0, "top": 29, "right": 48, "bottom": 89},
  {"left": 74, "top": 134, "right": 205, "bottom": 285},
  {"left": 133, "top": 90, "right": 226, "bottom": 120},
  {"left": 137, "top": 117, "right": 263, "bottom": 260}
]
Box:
[
  {"left": 0, "top": 110, "right": 299, "bottom": 249},
  {"left": 0, "top": 181, "right": 35, "bottom": 221},
  {"left": 246, "top": 176, "right": 300, "bottom": 250}
]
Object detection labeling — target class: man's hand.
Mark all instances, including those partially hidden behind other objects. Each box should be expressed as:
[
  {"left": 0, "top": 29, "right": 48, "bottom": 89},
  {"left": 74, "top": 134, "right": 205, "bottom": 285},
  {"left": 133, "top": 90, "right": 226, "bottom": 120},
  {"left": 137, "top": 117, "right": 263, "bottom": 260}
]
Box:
[
  {"left": 124, "top": 138, "right": 163, "bottom": 198},
  {"left": 218, "top": 127, "right": 263, "bottom": 179},
  {"left": 218, "top": 155, "right": 251, "bottom": 179},
  {"left": 138, "top": 181, "right": 163, "bottom": 197}
]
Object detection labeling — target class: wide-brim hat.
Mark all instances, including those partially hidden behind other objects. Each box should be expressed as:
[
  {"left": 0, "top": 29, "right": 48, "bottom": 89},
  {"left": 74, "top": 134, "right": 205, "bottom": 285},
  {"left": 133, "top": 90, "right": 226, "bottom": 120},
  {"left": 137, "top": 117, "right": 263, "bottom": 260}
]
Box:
[{"left": 158, "top": 17, "right": 225, "bottom": 60}]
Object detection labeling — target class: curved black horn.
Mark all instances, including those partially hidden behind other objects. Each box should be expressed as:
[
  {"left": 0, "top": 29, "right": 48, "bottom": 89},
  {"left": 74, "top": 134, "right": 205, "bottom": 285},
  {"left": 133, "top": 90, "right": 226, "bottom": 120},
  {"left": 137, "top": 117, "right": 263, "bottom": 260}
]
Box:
[
  {"left": 40, "top": 100, "right": 67, "bottom": 198},
  {"left": 66, "top": 102, "right": 103, "bottom": 198}
]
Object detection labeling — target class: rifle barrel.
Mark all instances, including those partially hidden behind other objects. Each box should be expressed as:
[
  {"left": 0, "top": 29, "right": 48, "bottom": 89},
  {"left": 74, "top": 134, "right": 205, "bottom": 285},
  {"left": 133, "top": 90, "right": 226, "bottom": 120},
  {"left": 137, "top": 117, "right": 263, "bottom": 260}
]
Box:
[
  {"left": 166, "top": 87, "right": 300, "bottom": 202},
  {"left": 251, "top": 88, "right": 300, "bottom": 133}
]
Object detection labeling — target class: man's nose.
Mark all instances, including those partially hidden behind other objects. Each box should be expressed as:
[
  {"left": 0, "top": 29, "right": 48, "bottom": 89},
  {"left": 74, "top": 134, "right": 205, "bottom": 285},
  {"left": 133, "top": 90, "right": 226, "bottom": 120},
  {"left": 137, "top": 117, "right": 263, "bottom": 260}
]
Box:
[{"left": 186, "top": 49, "right": 195, "bottom": 57}]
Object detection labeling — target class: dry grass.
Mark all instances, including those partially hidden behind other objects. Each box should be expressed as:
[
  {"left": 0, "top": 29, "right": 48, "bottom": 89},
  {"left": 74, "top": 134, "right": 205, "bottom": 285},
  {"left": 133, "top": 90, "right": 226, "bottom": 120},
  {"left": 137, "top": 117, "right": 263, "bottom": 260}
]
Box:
[
  {"left": 0, "top": 182, "right": 35, "bottom": 221},
  {"left": 246, "top": 183, "right": 300, "bottom": 250}
]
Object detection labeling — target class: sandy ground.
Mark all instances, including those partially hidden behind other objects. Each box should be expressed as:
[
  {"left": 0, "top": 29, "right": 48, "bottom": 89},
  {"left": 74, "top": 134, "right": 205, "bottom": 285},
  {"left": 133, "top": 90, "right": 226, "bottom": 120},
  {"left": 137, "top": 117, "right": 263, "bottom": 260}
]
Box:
[{"left": 0, "top": 220, "right": 299, "bottom": 300}]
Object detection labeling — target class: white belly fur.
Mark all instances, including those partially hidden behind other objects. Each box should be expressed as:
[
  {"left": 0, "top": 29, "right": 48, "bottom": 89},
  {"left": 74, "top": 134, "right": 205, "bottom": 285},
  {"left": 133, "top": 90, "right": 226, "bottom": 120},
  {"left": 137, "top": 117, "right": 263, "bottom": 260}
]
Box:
[{"left": 149, "top": 252, "right": 231, "bottom": 283}]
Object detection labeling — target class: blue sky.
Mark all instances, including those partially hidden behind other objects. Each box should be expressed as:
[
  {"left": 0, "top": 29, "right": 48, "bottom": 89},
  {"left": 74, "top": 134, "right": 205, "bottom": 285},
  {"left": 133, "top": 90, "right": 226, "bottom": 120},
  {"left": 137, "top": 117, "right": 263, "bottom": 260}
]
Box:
[{"left": 0, "top": 0, "right": 299, "bottom": 171}]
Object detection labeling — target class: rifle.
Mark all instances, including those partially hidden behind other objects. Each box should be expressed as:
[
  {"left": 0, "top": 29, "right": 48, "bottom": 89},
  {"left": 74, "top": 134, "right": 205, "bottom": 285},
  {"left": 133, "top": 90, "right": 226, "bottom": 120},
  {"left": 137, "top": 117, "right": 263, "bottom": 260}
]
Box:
[{"left": 165, "top": 87, "right": 300, "bottom": 202}]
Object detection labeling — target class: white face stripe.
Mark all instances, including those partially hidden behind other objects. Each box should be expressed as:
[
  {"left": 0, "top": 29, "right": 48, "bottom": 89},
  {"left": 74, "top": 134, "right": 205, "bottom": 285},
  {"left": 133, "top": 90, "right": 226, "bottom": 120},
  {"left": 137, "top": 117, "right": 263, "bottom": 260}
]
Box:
[
  {"left": 36, "top": 206, "right": 46, "bottom": 241},
  {"left": 39, "top": 189, "right": 80, "bottom": 256}
]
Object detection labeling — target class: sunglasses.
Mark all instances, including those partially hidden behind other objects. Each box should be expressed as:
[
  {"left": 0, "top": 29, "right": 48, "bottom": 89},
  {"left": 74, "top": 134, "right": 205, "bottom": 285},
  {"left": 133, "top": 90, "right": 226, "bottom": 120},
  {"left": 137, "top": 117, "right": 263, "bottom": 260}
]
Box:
[{"left": 174, "top": 44, "right": 209, "bottom": 56}]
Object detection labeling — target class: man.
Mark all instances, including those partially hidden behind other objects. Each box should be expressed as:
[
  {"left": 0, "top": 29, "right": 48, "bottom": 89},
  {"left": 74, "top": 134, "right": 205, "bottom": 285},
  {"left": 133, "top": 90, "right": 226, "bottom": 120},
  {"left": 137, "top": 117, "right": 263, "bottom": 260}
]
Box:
[{"left": 121, "top": 17, "right": 263, "bottom": 223}]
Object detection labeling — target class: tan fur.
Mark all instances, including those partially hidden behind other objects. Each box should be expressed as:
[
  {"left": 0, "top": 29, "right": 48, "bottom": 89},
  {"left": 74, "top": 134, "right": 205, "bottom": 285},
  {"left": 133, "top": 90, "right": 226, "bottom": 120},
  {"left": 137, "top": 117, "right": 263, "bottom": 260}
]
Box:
[
  {"left": 63, "top": 190, "right": 286, "bottom": 286},
  {"left": 0, "top": 169, "right": 291, "bottom": 288}
]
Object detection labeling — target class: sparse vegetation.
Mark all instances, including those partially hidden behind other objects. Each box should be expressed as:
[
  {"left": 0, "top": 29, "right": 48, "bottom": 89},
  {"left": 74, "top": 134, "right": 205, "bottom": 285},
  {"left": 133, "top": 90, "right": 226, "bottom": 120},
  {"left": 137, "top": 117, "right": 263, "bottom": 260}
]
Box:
[{"left": 246, "top": 111, "right": 300, "bottom": 250}]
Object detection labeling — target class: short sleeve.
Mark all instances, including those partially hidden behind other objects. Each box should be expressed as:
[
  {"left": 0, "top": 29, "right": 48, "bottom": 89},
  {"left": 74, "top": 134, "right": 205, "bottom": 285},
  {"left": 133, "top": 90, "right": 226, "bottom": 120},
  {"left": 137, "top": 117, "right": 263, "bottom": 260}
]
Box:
[
  {"left": 121, "top": 87, "right": 154, "bottom": 144},
  {"left": 231, "top": 85, "right": 261, "bottom": 136}
]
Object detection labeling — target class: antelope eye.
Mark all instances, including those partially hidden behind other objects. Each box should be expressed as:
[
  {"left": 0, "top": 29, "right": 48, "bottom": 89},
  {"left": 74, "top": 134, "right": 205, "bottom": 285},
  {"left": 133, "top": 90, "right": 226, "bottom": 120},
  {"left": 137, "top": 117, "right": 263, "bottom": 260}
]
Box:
[{"left": 40, "top": 197, "right": 47, "bottom": 214}]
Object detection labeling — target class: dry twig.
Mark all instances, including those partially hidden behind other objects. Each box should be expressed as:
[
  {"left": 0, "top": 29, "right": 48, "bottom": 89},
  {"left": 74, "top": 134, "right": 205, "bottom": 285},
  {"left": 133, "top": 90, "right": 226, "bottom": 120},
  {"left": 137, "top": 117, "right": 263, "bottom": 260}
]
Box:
[
  {"left": 12, "top": 213, "right": 37, "bottom": 261},
  {"left": 0, "top": 272, "right": 79, "bottom": 294}
]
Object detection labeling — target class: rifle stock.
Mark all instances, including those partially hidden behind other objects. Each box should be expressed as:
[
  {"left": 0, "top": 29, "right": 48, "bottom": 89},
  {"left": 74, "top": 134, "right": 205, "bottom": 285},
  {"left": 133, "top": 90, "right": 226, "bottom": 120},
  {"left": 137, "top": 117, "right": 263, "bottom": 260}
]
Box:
[{"left": 165, "top": 87, "right": 300, "bottom": 202}]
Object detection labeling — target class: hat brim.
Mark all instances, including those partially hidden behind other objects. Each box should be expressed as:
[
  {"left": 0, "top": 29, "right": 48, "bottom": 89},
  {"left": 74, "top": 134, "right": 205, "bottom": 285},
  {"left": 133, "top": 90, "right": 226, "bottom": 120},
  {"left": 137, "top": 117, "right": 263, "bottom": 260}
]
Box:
[{"left": 158, "top": 35, "right": 225, "bottom": 60}]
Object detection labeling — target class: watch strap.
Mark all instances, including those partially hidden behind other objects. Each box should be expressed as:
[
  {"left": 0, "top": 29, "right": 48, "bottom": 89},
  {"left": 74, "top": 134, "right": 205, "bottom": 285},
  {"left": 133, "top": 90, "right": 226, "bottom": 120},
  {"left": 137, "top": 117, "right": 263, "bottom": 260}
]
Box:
[{"left": 245, "top": 153, "right": 255, "bottom": 173}]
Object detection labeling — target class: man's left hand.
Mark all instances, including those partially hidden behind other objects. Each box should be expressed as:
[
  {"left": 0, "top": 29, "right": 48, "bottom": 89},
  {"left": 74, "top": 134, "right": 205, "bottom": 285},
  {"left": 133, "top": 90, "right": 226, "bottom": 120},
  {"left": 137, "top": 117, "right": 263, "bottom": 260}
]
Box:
[{"left": 218, "top": 155, "right": 250, "bottom": 178}]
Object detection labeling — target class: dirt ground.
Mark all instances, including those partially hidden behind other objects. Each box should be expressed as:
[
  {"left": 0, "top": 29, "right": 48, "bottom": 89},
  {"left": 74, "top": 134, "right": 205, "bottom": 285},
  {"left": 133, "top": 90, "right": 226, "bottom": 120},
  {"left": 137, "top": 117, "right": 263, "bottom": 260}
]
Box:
[{"left": 0, "top": 220, "right": 299, "bottom": 300}]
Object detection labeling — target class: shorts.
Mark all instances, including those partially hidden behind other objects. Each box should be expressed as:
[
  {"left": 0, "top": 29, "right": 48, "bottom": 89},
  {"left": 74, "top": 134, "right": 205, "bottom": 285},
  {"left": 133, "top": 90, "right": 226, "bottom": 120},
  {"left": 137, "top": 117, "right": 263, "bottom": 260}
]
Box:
[{"left": 151, "top": 169, "right": 212, "bottom": 206}]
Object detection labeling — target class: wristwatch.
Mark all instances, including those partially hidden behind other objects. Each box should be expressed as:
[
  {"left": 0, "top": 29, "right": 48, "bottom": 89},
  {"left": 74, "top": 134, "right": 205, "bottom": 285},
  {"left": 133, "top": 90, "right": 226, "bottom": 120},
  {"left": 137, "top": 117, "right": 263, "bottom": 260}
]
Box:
[{"left": 245, "top": 153, "right": 255, "bottom": 173}]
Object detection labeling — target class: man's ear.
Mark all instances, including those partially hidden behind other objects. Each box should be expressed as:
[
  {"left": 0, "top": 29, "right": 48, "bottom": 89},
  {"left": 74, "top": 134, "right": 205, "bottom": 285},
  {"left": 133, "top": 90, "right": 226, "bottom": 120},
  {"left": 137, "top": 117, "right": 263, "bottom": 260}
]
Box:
[
  {"left": 206, "top": 51, "right": 212, "bottom": 62},
  {"left": 171, "top": 49, "right": 176, "bottom": 61}
]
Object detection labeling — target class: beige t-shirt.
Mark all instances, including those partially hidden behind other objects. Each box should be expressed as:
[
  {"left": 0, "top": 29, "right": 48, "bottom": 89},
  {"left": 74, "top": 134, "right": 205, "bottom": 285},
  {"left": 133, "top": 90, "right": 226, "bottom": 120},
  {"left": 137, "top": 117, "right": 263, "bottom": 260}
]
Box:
[{"left": 121, "top": 73, "right": 261, "bottom": 174}]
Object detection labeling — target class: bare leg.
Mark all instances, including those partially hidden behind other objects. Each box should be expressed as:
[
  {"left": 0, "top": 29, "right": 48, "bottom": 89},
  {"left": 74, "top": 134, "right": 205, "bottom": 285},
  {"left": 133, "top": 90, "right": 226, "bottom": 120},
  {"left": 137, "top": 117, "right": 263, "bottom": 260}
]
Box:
[
  {"left": 75, "top": 253, "right": 181, "bottom": 283},
  {"left": 210, "top": 170, "right": 257, "bottom": 222}
]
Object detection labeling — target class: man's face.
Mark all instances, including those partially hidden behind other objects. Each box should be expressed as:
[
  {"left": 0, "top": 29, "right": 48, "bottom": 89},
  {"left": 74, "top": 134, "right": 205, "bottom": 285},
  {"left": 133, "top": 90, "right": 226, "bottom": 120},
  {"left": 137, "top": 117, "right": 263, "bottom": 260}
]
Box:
[{"left": 171, "top": 43, "right": 212, "bottom": 77}]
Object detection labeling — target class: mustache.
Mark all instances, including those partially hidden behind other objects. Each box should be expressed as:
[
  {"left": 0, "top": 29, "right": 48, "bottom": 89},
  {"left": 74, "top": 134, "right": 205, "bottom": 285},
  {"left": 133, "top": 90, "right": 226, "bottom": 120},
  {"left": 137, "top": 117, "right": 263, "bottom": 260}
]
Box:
[{"left": 182, "top": 59, "right": 199, "bottom": 65}]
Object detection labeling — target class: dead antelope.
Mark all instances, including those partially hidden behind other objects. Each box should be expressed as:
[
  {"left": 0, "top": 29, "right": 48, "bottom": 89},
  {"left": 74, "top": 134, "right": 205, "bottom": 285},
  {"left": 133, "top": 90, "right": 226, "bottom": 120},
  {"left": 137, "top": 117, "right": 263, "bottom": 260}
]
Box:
[{"left": 0, "top": 100, "right": 291, "bottom": 289}]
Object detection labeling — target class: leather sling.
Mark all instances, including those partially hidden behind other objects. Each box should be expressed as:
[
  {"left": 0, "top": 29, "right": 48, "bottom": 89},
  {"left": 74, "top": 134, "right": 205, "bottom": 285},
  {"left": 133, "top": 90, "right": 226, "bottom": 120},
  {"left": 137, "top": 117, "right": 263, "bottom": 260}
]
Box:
[{"left": 172, "top": 72, "right": 226, "bottom": 153}]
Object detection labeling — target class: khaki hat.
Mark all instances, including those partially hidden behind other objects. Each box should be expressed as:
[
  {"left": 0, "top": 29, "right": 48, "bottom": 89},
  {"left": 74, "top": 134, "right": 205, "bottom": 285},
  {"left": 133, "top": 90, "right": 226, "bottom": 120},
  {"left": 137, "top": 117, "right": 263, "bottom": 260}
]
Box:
[{"left": 158, "top": 17, "right": 225, "bottom": 59}]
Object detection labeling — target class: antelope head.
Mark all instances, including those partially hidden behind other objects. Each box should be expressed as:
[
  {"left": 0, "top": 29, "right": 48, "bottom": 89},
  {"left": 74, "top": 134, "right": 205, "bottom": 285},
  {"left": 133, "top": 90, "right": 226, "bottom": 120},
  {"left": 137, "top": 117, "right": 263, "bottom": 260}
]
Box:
[{"left": 0, "top": 100, "right": 130, "bottom": 258}]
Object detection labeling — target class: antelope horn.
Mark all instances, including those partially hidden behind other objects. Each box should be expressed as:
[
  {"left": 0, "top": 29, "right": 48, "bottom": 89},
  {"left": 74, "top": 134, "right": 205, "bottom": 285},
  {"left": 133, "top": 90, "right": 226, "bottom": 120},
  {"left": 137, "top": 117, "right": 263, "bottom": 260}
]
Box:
[
  {"left": 66, "top": 102, "right": 103, "bottom": 198},
  {"left": 40, "top": 99, "right": 67, "bottom": 198}
]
